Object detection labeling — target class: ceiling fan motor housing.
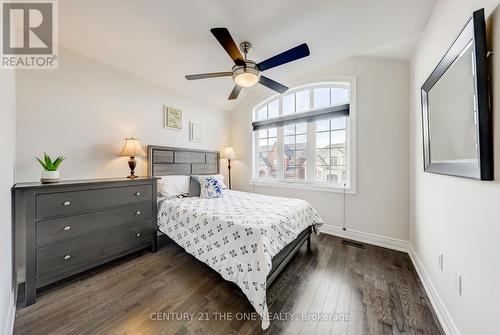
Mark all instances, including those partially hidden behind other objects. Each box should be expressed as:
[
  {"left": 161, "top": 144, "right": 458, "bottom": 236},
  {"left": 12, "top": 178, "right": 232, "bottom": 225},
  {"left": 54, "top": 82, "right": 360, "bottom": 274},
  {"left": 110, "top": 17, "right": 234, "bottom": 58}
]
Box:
[{"left": 239, "top": 41, "right": 253, "bottom": 55}]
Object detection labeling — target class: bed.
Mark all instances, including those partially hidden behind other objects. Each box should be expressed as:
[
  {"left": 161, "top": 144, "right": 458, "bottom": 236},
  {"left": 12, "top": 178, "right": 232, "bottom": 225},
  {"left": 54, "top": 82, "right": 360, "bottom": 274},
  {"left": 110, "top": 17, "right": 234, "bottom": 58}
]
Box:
[{"left": 148, "top": 145, "right": 323, "bottom": 329}]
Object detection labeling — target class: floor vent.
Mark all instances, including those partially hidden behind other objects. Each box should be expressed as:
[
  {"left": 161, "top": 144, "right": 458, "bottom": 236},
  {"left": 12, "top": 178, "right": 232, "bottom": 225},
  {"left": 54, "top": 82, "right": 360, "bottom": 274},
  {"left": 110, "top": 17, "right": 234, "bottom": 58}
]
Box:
[{"left": 341, "top": 239, "right": 365, "bottom": 249}]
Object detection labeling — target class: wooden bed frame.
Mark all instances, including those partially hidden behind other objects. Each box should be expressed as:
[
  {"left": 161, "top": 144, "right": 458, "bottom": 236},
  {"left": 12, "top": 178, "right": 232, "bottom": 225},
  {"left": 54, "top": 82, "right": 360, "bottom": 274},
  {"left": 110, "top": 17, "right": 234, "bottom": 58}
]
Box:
[{"left": 147, "top": 145, "right": 311, "bottom": 288}]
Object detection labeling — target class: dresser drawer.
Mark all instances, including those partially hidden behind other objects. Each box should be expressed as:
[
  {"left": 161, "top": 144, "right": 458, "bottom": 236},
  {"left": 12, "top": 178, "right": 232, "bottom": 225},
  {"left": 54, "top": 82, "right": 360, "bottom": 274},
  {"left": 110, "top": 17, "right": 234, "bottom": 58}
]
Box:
[
  {"left": 36, "top": 221, "right": 152, "bottom": 287},
  {"left": 36, "top": 202, "right": 153, "bottom": 246},
  {"left": 36, "top": 184, "right": 153, "bottom": 219}
]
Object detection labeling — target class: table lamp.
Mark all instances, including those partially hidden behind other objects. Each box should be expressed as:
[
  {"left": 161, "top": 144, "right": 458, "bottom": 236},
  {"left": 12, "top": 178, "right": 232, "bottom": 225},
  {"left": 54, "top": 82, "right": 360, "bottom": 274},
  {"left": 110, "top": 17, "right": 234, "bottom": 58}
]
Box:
[
  {"left": 119, "top": 137, "right": 146, "bottom": 179},
  {"left": 222, "top": 146, "right": 237, "bottom": 189}
]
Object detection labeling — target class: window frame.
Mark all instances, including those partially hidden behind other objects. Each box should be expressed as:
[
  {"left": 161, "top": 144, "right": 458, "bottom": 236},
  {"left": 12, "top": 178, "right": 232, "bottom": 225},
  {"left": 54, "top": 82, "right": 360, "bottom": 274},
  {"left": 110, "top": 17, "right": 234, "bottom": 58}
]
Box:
[{"left": 251, "top": 79, "right": 357, "bottom": 194}]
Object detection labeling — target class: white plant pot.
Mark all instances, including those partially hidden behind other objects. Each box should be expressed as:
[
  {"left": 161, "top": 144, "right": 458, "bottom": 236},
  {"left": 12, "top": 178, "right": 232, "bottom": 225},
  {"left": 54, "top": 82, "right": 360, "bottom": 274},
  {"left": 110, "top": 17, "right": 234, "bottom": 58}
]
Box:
[{"left": 41, "top": 170, "right": 60, "bottom": 183}]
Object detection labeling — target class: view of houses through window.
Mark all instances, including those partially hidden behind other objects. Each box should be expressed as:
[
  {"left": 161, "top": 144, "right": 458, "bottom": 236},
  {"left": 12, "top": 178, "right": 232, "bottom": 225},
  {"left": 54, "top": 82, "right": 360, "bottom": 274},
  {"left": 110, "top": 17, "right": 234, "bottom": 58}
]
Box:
[
  {"left": 253, "top": 82, "right": 352, "bottom": 189},
  {"left": 256, "top": 128, "right": 277, "bottom": 178}
]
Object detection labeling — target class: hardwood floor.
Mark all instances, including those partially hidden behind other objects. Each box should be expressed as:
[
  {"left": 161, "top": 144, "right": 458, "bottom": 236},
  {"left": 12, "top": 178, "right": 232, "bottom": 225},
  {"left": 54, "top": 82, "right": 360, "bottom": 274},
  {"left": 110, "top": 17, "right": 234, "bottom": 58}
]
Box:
[{"left": 14, "top": 234, "right": 444, "bottom": 335}]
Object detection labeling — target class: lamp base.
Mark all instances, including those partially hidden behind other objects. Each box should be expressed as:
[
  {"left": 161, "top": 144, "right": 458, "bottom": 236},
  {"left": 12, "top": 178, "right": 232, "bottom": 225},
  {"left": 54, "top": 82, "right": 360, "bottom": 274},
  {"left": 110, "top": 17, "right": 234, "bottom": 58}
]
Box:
[
  {"left": 127, "top": 156, "right": 138, "bottom": 179},
  {"left": 228, "top": 158, "right": 232, "bottom": 190}
]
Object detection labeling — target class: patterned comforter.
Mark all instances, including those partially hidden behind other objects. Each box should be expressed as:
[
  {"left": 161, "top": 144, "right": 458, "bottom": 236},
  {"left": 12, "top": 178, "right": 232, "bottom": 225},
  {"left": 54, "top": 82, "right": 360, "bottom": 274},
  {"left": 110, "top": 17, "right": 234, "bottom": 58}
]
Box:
[{"left": 157, "top": 190, "right": 323, "bottom": 329}]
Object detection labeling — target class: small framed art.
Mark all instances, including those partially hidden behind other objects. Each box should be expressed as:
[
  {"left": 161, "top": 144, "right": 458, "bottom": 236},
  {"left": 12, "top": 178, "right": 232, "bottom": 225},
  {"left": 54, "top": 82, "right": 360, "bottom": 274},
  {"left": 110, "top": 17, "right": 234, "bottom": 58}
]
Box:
[
  {"left": 164, "top": 106, "right": 182, "bottom": 129},
  {"left": 189, "top": 121, "right": 204, "bottom": 142}
]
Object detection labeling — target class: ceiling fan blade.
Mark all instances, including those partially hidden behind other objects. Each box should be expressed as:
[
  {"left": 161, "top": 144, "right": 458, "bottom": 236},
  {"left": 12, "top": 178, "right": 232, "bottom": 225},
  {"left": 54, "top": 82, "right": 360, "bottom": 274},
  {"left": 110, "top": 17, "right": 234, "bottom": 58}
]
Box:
[
  {"left": 257, "top": 43, "right": 310, "bottom": 72},
  {"left": 210, "top": 28, "right": 245, "bottom": 65},
  {"left": 259, "top": 76, "right": 288, "bottom": 94},
  {"left": 228, "top": 85, "right": 242, "bottom": 100},
  {"left": 185, "top": 72, "right": 233, "bottom": 80}
]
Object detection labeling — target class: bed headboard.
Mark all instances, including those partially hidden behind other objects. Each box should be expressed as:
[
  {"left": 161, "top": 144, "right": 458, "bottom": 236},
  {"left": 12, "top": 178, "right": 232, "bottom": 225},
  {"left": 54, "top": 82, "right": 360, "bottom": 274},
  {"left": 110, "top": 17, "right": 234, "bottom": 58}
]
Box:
[{"left": 147, "top": 145, "right": 220, "bottom": 177}]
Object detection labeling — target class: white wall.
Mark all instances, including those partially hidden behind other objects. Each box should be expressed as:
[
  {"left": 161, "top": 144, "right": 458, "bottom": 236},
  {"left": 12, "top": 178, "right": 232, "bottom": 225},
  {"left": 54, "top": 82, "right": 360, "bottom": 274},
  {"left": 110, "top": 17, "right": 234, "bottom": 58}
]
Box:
[
  {"left": 410, "top": 1, "right": 500, "bottom": 334},
  {"left": 16, "top": 47, "right": 230, "bottom": 182},
  {"left": 230, "top": 57, "right": 410, "bottom": 242},
  {"left": 14, "top": 47, "right": 229, "bottom": 274},
  {"left": 0, "top": 69, "right": 16, "bottom": 335}
]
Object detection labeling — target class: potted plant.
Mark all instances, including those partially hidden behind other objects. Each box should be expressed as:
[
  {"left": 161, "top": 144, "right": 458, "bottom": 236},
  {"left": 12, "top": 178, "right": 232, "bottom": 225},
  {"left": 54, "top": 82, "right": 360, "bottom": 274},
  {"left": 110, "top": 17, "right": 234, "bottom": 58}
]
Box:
[{"left": 35, "top": 153, "right": 65, "bottom": 183}]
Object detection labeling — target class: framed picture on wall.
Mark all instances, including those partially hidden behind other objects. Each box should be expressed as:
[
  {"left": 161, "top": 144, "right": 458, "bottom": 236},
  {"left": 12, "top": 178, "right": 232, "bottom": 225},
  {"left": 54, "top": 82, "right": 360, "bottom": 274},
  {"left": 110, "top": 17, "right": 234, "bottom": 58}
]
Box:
[
  {"left": 164, "top": 106, "right": 182, "bottom": 129},
  {"left": 189, "top": 121, "right": 204, "bottom": 142}
]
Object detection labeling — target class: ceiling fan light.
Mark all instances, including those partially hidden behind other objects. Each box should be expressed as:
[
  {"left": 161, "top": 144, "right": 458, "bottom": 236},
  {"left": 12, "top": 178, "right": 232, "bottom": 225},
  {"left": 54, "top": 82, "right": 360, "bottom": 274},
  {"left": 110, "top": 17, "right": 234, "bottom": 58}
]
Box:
[
  {"left": 233, "top": 66, "right": 260, "bottom": 87},
  {"left": 234, "top": 72, "right": 259, "bottom": 87}
]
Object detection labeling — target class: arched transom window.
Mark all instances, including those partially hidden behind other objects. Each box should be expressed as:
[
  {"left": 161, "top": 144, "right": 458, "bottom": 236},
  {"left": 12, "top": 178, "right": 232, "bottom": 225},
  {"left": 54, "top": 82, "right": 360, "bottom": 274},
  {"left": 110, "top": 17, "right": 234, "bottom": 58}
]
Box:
[{"left": 252, "top": 80, "right": 356, "bottom": 192}]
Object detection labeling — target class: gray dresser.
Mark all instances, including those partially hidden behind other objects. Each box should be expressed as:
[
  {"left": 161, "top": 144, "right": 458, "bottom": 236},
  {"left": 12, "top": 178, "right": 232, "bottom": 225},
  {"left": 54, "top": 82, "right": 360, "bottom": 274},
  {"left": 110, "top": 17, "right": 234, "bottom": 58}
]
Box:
[{"left": 13, "top": 177, "right": 158, "bottom": 306}]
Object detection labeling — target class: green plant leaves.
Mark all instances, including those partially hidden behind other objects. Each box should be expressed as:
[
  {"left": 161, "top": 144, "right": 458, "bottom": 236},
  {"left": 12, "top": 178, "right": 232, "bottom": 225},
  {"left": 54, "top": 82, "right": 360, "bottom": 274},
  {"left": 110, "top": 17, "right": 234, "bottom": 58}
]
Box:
[
  {"left": 52, "top": 156, "right": 65, "bottom": 170},
  {"left": 35, "top": 152, "right": 65, "bottom": 171},
  {"left": 44, "top": 153, "right": 52, "bottom": 170},
  {"left": 35, "top": 157, "right": 47, "bottom": 170}
]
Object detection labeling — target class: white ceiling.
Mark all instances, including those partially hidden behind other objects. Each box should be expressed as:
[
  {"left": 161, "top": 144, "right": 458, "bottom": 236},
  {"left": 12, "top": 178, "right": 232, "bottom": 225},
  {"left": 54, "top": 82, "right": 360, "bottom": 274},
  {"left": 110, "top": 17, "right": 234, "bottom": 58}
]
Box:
[
  {"left": 58, "top": 0, "right": 436, "bottom": 111},
  {"left": 361, "top": 33, "right": 423, "bottom": 61}
]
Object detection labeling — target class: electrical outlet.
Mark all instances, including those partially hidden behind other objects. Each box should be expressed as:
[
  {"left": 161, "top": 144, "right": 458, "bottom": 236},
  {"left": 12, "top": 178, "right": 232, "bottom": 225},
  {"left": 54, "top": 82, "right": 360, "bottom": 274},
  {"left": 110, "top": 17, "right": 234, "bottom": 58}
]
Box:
[
  {"left": 455, "top": 271, "right": 462, "bottom": 296},
  {"left": 438, "top": 251, "right": 444, "bottom": 271}
]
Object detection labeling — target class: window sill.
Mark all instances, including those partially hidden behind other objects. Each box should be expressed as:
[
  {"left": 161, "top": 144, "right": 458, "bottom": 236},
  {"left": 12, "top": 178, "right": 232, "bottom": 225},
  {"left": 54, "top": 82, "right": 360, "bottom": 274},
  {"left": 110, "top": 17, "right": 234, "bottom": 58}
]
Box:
[{"left": 249, "top": 179, "right": 356, "bottom": 194}]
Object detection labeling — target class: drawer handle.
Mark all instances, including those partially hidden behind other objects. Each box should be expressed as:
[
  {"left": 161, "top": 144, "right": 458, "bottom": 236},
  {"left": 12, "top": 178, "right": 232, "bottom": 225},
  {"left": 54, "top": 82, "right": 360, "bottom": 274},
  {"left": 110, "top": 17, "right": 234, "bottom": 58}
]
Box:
[
  {"left": 135, "top": 211, "right": 141, "bottom": 215},
  {"left": 136, "top": 233, "right": 141, "bottom": 237},
  {"left": 63, "top": 226, "right": 71, "bottom": 231},
  {"left": 64, "top": 255, "right": 71, "bottom": 260},
  {"left": 63, "top": 201, "right": 71, "bottom": 206},
  {"left": 135, "top": 192, "right": 141, "bottom": 196}
]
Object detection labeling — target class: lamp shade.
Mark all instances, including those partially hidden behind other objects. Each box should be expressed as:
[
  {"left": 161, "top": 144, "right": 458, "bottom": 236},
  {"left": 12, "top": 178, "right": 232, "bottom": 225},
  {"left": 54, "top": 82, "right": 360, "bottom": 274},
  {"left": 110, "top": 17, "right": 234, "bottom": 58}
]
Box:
[
  {"left": 222, "top": 146, "right": 237, "bottom": 160},
  {"left": 119, "top": 137, "right": 146, "bottom": 157}
]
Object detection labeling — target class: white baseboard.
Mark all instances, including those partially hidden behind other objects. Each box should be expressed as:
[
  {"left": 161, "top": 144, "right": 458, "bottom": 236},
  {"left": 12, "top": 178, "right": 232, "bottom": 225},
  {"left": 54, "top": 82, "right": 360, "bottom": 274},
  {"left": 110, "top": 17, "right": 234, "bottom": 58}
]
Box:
[
  {"left": 320, "top": 224, "right": 459, "bottom": 335},
  {"left": 408, "top": 244, "right": 460, "bottom": 335},
  {"left": 320, "top": 224, "right": 409, "bottom": 252},
  {"left": 10, "top": 226, "right": 457, "bottom": 335},
  {"left": 2, "top": 290, "right": 15, "bottom": 335}
]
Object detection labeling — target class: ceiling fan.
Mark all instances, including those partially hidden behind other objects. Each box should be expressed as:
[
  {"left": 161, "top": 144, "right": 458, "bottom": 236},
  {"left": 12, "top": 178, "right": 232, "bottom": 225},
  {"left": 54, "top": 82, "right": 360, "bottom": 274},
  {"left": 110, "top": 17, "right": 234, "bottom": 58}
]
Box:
[{"left": 185, "top": 28, "right": 310, "bottom": 100}]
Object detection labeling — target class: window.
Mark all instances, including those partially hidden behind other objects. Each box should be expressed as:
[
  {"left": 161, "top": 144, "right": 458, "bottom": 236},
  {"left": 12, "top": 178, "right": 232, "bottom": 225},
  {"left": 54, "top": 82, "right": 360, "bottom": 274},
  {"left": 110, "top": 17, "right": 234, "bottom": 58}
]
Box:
[
  {"left": 252, "top": 81, "right": 355, "bottom": 192},
  {"left": 315, "top": 117, "right": 347, "bottom": 184},
  {"left": 284, "top": 123, "right": 307, "bottom": 180},
  {"left": 256, "top": 128, "right": 277, "bottom": 178}
]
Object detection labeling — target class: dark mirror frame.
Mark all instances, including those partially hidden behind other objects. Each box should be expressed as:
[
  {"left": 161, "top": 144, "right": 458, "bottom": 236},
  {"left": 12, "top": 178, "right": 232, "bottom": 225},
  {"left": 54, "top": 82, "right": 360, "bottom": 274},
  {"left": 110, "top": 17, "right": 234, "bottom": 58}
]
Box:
[{"left": 421, "top": 8, "right": 493, "bottom": 180}]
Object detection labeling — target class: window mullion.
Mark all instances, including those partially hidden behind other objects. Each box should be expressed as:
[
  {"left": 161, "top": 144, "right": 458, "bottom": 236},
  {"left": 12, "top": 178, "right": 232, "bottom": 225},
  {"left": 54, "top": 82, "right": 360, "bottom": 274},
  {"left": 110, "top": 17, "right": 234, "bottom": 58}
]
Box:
[
  {"left": 306, "top": 122, "right": 316, "bottom": 182},
  {"left": 253, "top": 131, "right": 258, "bottom": 180},
  {"left": 344, "top": 115, "right": 350, "bottom": 188},
  {"left": 304, "top": 88, "right": 315, "bottom": 183},
  {"left": 277, "top": 127, "right": 284, "bottom": 179},
  {"left": 276, "top": 96, "right": 284, "bottom": 180}
]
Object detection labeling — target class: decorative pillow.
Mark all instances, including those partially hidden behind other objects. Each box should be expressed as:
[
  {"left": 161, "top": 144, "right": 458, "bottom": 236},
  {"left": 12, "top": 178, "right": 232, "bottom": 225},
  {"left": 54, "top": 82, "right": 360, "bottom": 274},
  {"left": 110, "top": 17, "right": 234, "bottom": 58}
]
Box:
[
  {"left": 157, "top": 175, "right": 190, "bottom": 198},
  {"left": 197, "top": 176, "right": 224, "bottom": 198},
  {"left": 189, "top": 174, "right": 227, "bottom": 197}
]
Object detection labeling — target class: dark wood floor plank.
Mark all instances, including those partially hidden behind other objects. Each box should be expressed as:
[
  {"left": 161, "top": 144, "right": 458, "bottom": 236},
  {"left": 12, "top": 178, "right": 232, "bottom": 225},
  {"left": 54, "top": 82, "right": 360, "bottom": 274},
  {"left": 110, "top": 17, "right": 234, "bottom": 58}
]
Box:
[
  {"left": 256, "top": 244, "right": 319, "bottom": 335},
  {"left": 313, "top": 243, "right": 348, "bottom": 335},
  {"left": 83, "top": 250, "right": 213, "bottom": 335},
  {"left": 373, "top": 248, "right": 395, "bottom": 326},
  {"left": 14, "top": 235, "right": 444, "bottom": 335},
  {"left": 281, "top": 235, "right": 338, "bottom": 335},
  {"left": 238, "top": 237, "right": 336, "bottom": 335},
  {"left": 346, "top": 247, "right": 366, "bottom": 335},
  {"left": 330, "top": 246, "right": 355, "bottom": 335},
  {"left": 299, "top": 240, "right": 347, "bottom": 335},
  {"left": 386, "top": 254, "right": 410, "bottom": 334},
  {"left": 347, "top": 286, "right": 365, "bottom": 335},
  {"left": 400, "top": 256, "right": 443, "bottom": 335},
  {"left": 314, "top": 244, "right": 349, "bottom": 335}
]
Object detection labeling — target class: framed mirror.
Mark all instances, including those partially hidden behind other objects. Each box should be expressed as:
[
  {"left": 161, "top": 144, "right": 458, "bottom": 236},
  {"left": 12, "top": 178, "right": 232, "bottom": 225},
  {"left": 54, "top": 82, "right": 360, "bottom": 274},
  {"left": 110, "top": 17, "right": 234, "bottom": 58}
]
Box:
[{"left": 421, "top": 8, "right": 493, "bottom": 180}]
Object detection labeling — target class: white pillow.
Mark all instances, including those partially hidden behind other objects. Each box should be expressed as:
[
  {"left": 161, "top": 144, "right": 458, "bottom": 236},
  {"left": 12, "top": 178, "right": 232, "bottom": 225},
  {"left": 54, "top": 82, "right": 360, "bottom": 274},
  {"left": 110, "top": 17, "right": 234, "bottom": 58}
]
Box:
[
  {"left": 193, "top": 174, "right": 227, "bottom": 189},
  {"left": 197, "top": 176, "right": 224, "bottom": 198},
  {"left": 157, "top": 175, "right": 190, "bottom": 197}
]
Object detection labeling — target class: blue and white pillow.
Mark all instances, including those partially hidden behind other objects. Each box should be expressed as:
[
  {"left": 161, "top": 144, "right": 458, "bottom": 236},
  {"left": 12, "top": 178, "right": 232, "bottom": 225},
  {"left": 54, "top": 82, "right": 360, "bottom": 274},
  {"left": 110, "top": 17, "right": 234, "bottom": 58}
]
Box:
[{"left": 197, "top": 176, "right": 224, "bottom": 198}]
